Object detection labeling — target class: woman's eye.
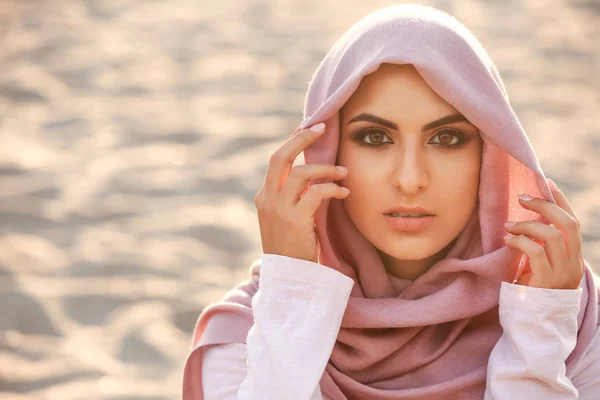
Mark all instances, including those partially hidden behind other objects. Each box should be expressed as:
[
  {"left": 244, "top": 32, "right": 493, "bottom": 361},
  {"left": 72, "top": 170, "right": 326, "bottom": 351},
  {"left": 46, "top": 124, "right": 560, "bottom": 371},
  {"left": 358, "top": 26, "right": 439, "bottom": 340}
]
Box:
[
  {"left": 353, "top": 127, "right": 466, "bottom": 148},
  {"left": 358, "top": 129, "right": 393, "bottom": 145},
  {"left": 429, "top": 129, "right": 463, "bottom": 147}
]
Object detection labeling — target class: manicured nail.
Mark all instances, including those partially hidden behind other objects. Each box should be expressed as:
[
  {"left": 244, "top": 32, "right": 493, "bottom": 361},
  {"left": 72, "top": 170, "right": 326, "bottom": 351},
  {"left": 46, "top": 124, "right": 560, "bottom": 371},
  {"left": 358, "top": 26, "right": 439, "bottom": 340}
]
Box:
[
  {"left": 309, "top": 122, "right": 326, "bottom": 132},
  {"left": 518, "top": 194, "right": 533, "bottom": 201},
  {"left": 504, "top": 221, "right": 516, "bottom": 228}
]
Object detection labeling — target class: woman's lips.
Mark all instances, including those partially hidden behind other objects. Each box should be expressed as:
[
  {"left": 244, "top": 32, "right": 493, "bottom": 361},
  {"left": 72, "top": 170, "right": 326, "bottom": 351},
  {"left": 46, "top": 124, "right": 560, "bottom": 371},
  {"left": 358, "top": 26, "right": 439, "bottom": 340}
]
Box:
[{"left": 384, "top": 214, "right": 435, "bottom": 232}]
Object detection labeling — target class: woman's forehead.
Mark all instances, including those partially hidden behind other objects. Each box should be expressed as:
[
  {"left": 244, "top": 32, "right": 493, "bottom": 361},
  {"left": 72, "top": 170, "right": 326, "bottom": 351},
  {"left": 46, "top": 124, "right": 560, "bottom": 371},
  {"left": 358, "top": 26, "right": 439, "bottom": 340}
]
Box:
[{"left": 340, "top": 69, "right": 459, "bottom": 124}]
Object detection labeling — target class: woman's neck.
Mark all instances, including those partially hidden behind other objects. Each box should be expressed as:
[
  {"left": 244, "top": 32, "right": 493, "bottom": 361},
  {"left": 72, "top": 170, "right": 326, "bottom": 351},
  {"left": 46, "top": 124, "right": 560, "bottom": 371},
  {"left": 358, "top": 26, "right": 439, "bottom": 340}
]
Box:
[{"left": 378, "top": 238, "right": 457, "bottom": 281}]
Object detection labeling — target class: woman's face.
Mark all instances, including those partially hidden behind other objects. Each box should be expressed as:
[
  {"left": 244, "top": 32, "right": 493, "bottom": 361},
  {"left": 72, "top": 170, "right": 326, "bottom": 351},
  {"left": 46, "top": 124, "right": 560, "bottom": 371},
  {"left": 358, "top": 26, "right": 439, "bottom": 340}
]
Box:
[{"left": 337, "top": 63, "right": 483, "bottom": 280}]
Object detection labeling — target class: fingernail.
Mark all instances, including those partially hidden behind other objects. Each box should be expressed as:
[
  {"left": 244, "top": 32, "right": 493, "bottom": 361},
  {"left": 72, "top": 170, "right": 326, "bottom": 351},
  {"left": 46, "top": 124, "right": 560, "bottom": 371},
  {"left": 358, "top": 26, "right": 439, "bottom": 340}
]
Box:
[
  {"left": 504, "top": 221, "right": 516, "bottom": 228},
  {"left": 336, "top": 166, "right": 348, "bottom": 173},
  {"left": 518, "top": 194, "right": 533, "bottom": 201},
  {"left": 504, "top": 233, "right": 514, "bottom": 240},
  {"left": 309, "top": 122, "right": 326, "bottom": 132}
]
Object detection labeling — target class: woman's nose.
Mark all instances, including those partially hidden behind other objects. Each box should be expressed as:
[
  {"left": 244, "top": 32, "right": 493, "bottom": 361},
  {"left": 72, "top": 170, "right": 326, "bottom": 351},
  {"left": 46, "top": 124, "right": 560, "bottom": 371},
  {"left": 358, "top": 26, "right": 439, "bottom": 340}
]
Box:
[{"left": 392, "top": 146, "right": 429, "bottom": 193}]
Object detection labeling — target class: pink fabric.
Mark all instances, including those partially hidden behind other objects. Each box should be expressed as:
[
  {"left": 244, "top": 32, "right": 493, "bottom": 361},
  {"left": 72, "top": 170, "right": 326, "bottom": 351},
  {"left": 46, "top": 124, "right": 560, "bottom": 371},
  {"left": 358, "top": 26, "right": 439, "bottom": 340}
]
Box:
[
  {"left": 199, "top": 255, "right": 599, "bottom": 400},
  {"left": 183, "top": 4, "right": 599, "bottom": 399}
]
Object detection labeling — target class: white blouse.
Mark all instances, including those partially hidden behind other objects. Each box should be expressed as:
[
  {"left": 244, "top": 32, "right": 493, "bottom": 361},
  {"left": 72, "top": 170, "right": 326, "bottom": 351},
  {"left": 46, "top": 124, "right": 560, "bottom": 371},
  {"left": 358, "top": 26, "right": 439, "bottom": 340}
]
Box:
[{"left": 197, "top": 254, "right": 600, "bottom": 399}]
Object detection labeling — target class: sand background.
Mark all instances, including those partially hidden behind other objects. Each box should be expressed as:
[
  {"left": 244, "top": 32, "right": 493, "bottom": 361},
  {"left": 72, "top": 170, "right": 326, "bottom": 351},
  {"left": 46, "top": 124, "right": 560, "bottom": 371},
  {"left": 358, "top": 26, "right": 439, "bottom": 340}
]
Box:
[{"left": 0, "top": 0, "right": 598, "bottom": 399}]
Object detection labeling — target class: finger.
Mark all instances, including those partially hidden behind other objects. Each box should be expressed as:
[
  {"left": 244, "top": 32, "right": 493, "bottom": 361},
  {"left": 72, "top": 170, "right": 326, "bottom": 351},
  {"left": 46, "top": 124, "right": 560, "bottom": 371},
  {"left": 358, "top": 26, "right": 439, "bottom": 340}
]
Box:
[
  {"left": 504, "top": 234, "right": 554, "bottom": 288},
  {"left": 517, "top": 194, "right": 582, "bottom": 261},
  {"left": 547, "top": 180, "right": 584, "bottom": 261},
  {"left": 504, "top": 220, "right": 570, "bottom": 278},
  {"left": 280, "top": 164, "right": 348, "bottom": 205},
  {"left": 296, "top": 182, "right": 350, "bottom": 217},
  {"left": 548, "top": 178, "right": 577, "bottom": 219},
  {"left": 517, "top": 194, "right": 575, "bottom": 230},
  {"left": 263, "top": 123, "right": 327, "bottom": 196}
]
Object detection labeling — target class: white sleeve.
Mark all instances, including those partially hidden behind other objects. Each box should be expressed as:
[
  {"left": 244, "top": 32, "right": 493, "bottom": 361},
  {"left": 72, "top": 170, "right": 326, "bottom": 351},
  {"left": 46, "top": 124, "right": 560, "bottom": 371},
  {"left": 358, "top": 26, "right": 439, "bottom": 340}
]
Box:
[
  {"left": 201, "top": 253, "right": 354, "bottom": 400},
  {"left": 484, "top": 281, "right": 583, "bottom": 399},
  {"left": 202, "top": 343, "right": 248, "bottom": 399}
]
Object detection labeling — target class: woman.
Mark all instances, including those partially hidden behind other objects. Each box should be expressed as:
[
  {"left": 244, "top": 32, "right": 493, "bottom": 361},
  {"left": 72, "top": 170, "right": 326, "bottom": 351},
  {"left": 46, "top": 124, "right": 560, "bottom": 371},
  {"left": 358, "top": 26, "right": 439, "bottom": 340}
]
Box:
[{"left": 183, "top": 4, "right": 600, "bottom": 399}]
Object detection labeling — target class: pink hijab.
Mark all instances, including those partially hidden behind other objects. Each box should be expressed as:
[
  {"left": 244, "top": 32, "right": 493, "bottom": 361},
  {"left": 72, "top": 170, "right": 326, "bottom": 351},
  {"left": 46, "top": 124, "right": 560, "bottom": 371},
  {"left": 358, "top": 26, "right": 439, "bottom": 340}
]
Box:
[{"left": 183, "top": 4, "right": 599, "bottom": 399}]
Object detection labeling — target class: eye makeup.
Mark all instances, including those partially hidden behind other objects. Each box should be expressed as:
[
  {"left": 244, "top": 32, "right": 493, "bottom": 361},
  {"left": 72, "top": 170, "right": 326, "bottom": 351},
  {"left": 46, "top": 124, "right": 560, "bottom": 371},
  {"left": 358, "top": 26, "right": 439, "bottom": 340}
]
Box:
[{"left": 350, "top": 126, "right": 473, "bottom": 150}]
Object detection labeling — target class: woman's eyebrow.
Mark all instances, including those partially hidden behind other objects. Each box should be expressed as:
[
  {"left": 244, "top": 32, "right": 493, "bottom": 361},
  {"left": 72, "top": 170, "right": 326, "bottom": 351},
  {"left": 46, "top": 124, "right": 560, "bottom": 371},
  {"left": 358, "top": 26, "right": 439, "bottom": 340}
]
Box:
[{"left": 347, "top": 112, "right": 470, "bottom": 132}]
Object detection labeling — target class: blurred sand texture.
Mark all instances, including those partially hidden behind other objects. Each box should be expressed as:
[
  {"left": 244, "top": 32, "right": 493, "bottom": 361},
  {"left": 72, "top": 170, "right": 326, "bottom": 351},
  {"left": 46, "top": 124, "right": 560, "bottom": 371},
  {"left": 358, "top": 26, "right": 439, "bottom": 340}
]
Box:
[{"left": 0, "top": 0, "right": 598, "bottom": 399}]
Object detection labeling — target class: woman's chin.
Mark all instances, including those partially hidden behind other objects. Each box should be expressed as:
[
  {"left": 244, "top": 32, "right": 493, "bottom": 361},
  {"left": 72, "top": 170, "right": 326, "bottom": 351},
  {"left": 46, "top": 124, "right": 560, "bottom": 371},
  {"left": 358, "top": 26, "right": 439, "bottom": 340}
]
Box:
[{"left": 376, "top": 244, "right": 436, "bottom": 261}]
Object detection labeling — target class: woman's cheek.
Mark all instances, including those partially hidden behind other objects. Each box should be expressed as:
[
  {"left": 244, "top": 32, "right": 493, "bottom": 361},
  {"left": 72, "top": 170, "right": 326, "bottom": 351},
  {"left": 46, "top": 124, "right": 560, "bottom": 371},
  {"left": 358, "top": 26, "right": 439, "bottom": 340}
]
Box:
[{"left": 342, "top": 160, "right": 374, "bottom": 191}]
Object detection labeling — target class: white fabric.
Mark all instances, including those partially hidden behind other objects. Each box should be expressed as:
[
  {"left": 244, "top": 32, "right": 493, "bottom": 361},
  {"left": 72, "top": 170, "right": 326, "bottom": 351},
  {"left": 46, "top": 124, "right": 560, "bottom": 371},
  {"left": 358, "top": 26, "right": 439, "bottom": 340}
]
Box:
[{"left": 200, "top": 254, "right": 600, "bottom": 399}]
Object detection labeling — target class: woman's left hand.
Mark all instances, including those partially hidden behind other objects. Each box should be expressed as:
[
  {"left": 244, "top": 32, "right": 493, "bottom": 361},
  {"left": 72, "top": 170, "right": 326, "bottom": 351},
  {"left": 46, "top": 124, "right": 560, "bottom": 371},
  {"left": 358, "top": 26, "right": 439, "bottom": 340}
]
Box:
[{"left": 503, "top": 179, "right": 584, "bottom": 290}]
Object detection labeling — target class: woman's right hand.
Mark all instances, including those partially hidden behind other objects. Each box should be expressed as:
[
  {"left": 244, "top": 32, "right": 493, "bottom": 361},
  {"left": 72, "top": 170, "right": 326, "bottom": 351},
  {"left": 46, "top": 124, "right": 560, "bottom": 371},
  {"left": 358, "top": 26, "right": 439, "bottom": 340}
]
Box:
[{"left": 254, "top": 122, "right": 350, "bottom": 263}]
